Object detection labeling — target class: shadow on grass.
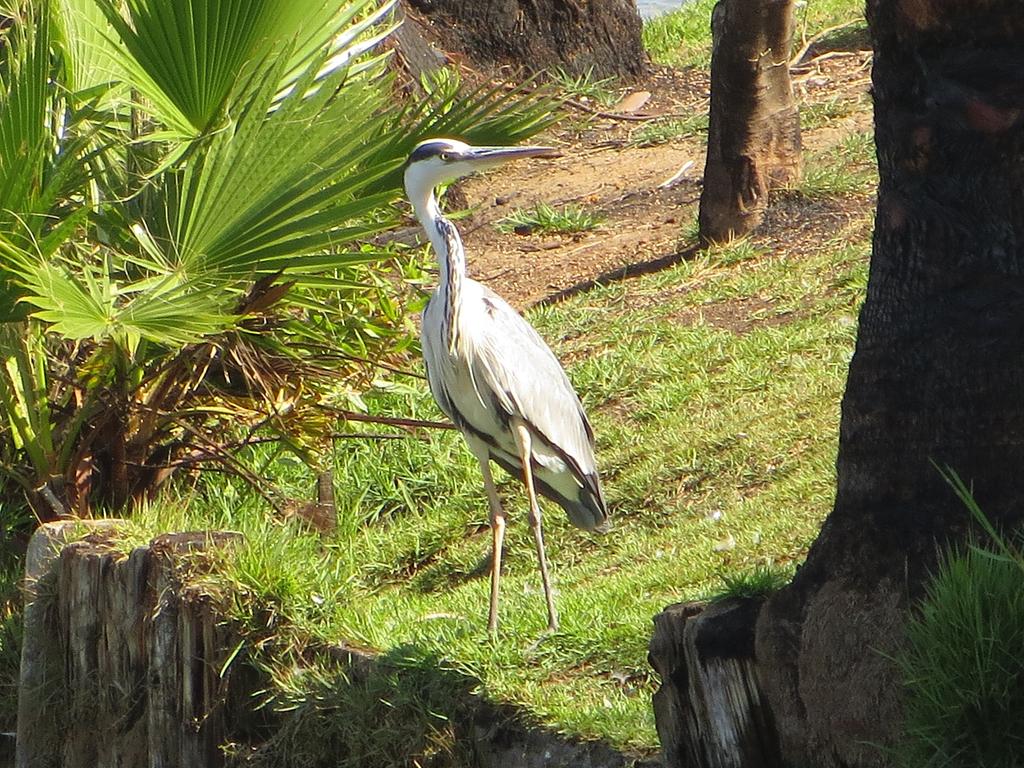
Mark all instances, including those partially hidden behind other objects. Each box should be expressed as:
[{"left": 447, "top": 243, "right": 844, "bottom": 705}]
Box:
[
  {"left": 234, "top": 642, "right": 632, "bottom": 768},
  {"left": 236, "top": 644, "right": 478, "bottom": 768}
]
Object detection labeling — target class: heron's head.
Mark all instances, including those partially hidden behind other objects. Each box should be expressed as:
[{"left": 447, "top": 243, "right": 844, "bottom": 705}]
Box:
[{"left": 403, "top": 138, "right": 559, "bottom": 202}]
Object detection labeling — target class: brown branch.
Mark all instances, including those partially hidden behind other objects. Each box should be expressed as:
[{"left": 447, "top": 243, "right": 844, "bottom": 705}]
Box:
[
  {"left": 316, "top": 405, "right": 456, "bottom": 431},
  {"left": 328, "top": 431, "right": 410, "bottom": 441},
  {"left": 171, "top": 419, "right": 286, "bottom": 514},
  {"left": 560, "top": 97, "right": 691, "bottom": 122},
  {"left": 789, "top": 19, "right": 864, "bottom": 68},
  {"left": 493, "top": 79, "right": 695, "bottom": 123},
  {"left": 312, "top": 350, "right": 427, "bottom": 380}
]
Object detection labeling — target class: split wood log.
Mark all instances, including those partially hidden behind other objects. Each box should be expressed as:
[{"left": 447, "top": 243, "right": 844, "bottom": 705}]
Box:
[
  {"left": 649, "top": 599, "right": 782, "bottom": 768},
  {"left": 16, "top": 522, "right": 244, "bottom": 768}
]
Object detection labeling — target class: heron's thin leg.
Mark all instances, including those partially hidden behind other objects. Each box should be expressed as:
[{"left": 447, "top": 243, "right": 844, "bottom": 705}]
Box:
[
  {"left": 512, "top": 420, "right": 559, "bottom": 632},
  {"left": 475, "top": 452, "right": 506, "bottom": 635}
]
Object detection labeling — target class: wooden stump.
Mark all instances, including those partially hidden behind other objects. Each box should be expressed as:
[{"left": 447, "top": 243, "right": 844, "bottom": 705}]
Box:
[
  {"left": 649, "top": 599, "right": 782, "bottom": 768},
  {"left": 16, "top": 522, "right": 243, "bottom": 768}
]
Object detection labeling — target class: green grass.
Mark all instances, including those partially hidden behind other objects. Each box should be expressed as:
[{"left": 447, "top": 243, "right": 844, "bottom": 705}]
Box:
[
  {"left": 643, "top": 0, "right": 866, "bottom": 69},
  {"left": 895, "top": 540, "right": 1024, "bottom": 767},
  {"left": 891, "top": 474, "right": 1024, "bottom": 768},
  {"left": 800, "top": 94, "right": 870, "bottom": 131},
  {"left": 791, "top": 129, "right": 876, "bottom": 199},
  {"left": 629, "top": 113, "right": 708, "bottom": 147},
  {"left": 705, "top": 237, "right": 767, "bottom": 267},
  {"left": 709, "top": 563, "right": 793, "bottom": 603},
  {"left": 496, "top": 202, "right": 603, "bottom": 234},
  {"left": 549, "top": 66, "right": 619, "bottom": 107},
  {"left": 116, "top": 198, "right": 872, "bottom": 756},
  {"left": 642, "top": 0, "right": 717, "bottom": 69},
  {"left": 0, "top": 561, "right": 21, "bottom": 731}
]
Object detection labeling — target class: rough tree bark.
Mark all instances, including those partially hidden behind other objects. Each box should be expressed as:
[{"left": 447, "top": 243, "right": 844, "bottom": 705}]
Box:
[
  {"left": 654, "top": 3, "right": 1024, "bottom": 767},
  {"left": 698, "top": 0, "right": 801, "bottom": 243},
  {"left": 755, "top": 4, "right": 1024, "bottom": 765},
  {"left": 403, "top": 0, "right": 647, "bottom": 79}
]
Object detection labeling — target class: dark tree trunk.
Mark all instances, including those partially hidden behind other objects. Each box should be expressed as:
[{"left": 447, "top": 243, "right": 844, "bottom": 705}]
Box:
[
  {"left": 698, "top": 0, "right": 801, "bottom": 243},
  {"left": 403, "top": 0, "right": 647, "bottom": 79},
  {"left": 756, "top": 4, "right": 1024, "bottom": 767},
  {"left": 654, "top": 3, "right": 1024, "bottom": 768}
]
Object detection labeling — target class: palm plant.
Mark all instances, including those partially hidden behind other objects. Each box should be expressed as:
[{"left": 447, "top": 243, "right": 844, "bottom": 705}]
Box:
[{"left": 0, "top": 0, "right": 554, "bottom": 522}]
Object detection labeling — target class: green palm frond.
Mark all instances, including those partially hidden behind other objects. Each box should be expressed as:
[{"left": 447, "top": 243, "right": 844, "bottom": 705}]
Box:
[
  {"left": 410, "top": 70, "right": 559, "bottom": 146},
  {"left": 150, "top": 35, "right": 400, "bottom": 284},
  {"left": 0, "top": 7, "right": 55, "bottom": 232},
  {"left": 8, "top": 246, "right": 232, "bottom": 347},
  {"left": 53, "top": 0, "right": 124, "bottom": 94},
  {"left": 276, "top": 0, "right": 398, "bottom": 105},
  {"left": 0, "top": 6, "right": 92, "bottom": 317},
  {"left": 90, "top": 0, "right": 398, "bottom": 140}
]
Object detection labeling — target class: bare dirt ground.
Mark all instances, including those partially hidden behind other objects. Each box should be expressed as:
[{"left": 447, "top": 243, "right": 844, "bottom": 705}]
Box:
[{"left": 442, "top": 52, "right": 874, "bottom": 310}]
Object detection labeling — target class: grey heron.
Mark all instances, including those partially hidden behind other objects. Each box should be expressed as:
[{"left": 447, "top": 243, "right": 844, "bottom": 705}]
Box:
[{"left": 404, "top": 138, "right": 609, "bottom": 634}]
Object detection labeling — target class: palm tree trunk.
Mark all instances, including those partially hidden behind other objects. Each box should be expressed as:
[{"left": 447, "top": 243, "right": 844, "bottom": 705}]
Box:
[
  {"left": 698, "top": 0, "right": 801, "bottom": 243},
  {"left": 654, "top": 3, "right": 1024, "bottom": 767},
  {"left": 402, "top": 0, "right": 647, "bottom": 78},
  {"left": 754, "top": 3, "right": 1024, "bottom": 766}
]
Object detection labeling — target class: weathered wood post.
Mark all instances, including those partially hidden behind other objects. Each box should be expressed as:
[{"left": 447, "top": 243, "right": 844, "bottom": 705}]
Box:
[
  {"left": 649, "top": 599, "right": 782, "bottom": 768},
  {"left": 16, "top": 522, "right": 243, "bottom": 768}
]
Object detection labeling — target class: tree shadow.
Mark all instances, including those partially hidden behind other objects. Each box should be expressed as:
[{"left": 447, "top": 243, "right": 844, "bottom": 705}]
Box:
[
  {"left": 232, "top": 642, "right": 636, "bottom": 768},
  {"left": 534, "top": 243, "right": 702, "bottom": 308}
]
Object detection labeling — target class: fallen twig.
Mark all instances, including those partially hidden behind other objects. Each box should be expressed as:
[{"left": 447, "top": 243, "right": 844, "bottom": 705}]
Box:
[
  {"left": 659, "top": 160, "right": 696, "bottom": 189},
  {"left": 791, "top": 50, "right": 868, "bottom": 74},
  {"left": 789, "top": 19, "right": 864, "bottom": 68},
  {"left": 560, "top": 96, "right": 690, "bottom": 122}
]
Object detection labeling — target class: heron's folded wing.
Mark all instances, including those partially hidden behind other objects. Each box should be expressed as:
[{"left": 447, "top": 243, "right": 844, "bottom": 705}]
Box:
[{"left": 469, "top": 287, "right": 598, "bottom": 479}]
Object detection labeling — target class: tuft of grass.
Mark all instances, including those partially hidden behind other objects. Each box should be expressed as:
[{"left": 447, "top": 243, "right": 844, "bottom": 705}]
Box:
[
  {"left": 789, "top": 130, "right": 876, "bottom": 199},
  {"left": 704, "top": 238, "right": 767, "bottom": 267},
  {"left": 496, "top": 202, "right": 603, "bottom": 235},
  {"left": 892, "top": 470, "right": 1024, "bottom": 768},
  {"left": 629, "top": 114, "right": 709, "bottom": 147},
  {"left": 708, "top": 563, "right": 792, "bottom": 602},
  {"left": 549, "top": 66, "right": 619, "bottom": 107},
  {"left": 239, "top": 646, "right": 479, "bottom": 768},
  {"left": 800, "top": 95, "right": 869, "bottom": 131},
  {"left": 895, "top": 544, "right": 1024, "bottom": 767}
]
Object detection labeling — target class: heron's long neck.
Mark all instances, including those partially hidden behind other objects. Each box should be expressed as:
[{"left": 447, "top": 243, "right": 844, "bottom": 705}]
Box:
[{"left": 413, "top": 190, "right": 466, "bottom": 338}]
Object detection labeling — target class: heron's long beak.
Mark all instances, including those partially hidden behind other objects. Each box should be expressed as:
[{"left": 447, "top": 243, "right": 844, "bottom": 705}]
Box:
[{"left": 460, "top": 145, "right": 561, "bottom": 165}]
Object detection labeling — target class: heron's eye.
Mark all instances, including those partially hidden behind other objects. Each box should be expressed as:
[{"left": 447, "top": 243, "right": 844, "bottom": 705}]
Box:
[{"left": 439, "top": 152, "right": 452, "bottom": 161}]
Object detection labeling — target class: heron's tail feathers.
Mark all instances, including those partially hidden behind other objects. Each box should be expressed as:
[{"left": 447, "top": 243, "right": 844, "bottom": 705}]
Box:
[
  {"left": 565, "top": 477, "right": 610, "bottom": 534},
  {"left": 490, "top": 454, "right": 610, "bottom": 533}
]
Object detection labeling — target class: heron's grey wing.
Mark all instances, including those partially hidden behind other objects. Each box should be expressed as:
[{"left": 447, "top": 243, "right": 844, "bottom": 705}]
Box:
[{"left": 469, "top": 286, "right": 598, "bottom": 477}]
